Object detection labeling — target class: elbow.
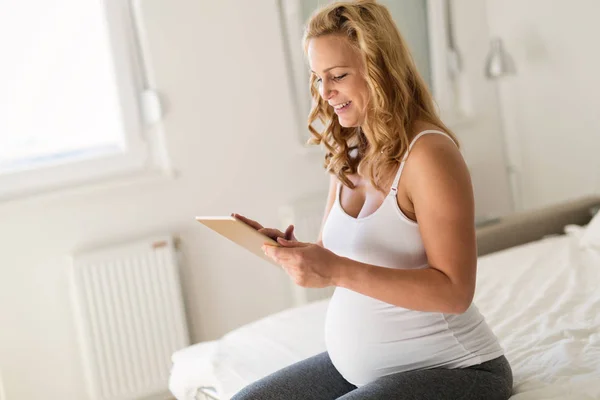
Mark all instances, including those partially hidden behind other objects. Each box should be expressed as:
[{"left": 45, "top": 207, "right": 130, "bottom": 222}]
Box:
[
  {"left": 448, "top": 288, "right": 474, "bottom": 315},
  {"left": 439, "top": 268, "right": 475, "bottom": 314},
  {"left": 451, "top": 300, "right": 471, "bottom": 315}
]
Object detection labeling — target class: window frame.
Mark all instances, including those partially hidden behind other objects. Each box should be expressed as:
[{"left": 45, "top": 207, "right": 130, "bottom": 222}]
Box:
[{"left": 0, "top": 0, "right": 166, "bottom": 202}]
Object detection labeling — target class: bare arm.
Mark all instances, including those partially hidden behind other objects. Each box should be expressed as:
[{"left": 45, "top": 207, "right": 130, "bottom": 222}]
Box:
[{"left": 332, "top": 135, "right": 477, "bottom": 314}]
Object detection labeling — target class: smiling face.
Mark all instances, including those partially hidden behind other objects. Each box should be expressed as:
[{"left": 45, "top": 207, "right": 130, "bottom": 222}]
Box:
[{"left": 307, "top": 34, "right": 369, "bottom": 128}]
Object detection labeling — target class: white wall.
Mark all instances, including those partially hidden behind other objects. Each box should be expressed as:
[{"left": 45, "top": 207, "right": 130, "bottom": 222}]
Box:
[
  {"left": 446, "top": 0, "right": 515, "bottom": 219},
  {"left": 5, "top": 0, "right": 592, "bottom": 398},
  {"left": 0, "top": 1, "right": 328, "bottom": 398},
  {"left": 485, "top": 0, "right": 600, "bottom": 210}
]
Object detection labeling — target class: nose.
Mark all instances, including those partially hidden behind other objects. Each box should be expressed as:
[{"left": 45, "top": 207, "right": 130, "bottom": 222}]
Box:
[{"left": 319, "top": 80, "right": 336, "bottom": 101}]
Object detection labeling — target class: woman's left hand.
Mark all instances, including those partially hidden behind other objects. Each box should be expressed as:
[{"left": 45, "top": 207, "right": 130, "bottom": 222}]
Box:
[{"left": 262, "top": 238, "right": 341, "bottom": 288}]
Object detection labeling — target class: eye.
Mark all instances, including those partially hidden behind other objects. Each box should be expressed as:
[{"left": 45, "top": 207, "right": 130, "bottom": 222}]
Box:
[{"left": 333, "top": 73, "right": 348, "bottom": 81}]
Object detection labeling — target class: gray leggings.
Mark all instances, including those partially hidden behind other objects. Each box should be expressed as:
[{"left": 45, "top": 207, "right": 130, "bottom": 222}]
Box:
[{"left": 231, "top": 352, "right": 513, "bottom": 400}]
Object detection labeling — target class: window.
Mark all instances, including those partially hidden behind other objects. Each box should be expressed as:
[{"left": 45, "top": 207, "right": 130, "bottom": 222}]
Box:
[{"left": 0, "top": 0, "right": 165, "bottom": 200}]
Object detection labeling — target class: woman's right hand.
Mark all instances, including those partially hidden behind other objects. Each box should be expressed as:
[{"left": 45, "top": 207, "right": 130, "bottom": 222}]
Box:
[{"left": 231, "top": 213, "right": 297, "bottom": 242}]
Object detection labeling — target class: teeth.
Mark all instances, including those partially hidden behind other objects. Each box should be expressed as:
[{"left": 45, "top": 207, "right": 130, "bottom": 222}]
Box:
[{"left": 334, "top": 101, "right": 350, "bottom": 109}]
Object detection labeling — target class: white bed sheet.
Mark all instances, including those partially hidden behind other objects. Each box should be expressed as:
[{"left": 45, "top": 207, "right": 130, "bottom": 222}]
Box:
[
  {"left": 474, "top": 228, "right": 600, "bottom": 399},
  {"left": 169, "top": 340, "right": 220, "bottom": 400},
  {"left": 170, "top": 229, "right": 600, "bottom": 400}
]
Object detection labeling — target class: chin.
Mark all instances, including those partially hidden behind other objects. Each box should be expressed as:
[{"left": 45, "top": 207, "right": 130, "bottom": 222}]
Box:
[{"left": 338, "top": 116, "right": 359, "bottom": 128}]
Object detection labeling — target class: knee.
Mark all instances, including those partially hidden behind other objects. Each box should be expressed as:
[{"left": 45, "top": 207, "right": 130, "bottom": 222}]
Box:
[{"left": 229, "top": 382, "right": 271, "bottom": 400}]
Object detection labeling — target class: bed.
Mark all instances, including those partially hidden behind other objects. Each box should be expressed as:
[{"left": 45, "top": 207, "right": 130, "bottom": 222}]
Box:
[{"left": 169, "top": 196, "right": 600, "bottom": 400}]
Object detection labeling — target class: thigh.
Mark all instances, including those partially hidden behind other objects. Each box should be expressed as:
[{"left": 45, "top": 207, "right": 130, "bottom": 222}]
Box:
[
  {"left": 337, "top": 357, "right": 513, "bottom": 400},
  {"left": 230, "top": 351, "right": 357, "bottom": 400}
]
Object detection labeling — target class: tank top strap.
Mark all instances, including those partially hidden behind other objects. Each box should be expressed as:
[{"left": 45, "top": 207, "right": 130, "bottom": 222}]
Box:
[{"left": 389, "top": 130, "right": 453, "bottom": 195}]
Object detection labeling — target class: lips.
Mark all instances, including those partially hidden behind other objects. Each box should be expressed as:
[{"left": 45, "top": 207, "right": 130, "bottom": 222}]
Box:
[
  {"left": 332, "top": 101, "right": 352, "bottom": 115},
  {"left": 333, "top": 101, "right": 351, "bottom": 109}
]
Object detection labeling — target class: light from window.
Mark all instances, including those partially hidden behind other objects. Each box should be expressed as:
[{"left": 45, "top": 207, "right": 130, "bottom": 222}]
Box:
[{"left": 0, "top": 0, "right": 128, "bottom": 174}]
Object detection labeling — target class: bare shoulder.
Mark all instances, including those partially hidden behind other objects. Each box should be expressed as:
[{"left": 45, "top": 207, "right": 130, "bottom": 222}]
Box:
[
  {"left": 401, "top": 131, "right": 474, "bottom": 225},
  {"left": 403, "top": 132, "right": 470, "bottom": 189}
]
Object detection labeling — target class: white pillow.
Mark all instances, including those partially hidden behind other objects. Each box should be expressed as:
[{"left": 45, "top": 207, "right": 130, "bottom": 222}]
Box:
[{"left": 580, "top": 208, "right": 600, "bottom": 249}]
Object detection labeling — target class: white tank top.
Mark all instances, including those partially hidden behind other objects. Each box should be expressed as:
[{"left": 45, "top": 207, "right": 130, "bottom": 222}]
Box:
[{"left": 321, "top": 130, "right": 504, "bottom": 386}]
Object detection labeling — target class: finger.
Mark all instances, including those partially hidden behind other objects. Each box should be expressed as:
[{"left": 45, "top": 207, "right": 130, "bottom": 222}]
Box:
[
  {"left": 276, "top": 237, "right": 309, "bottom": 247},
  {"left": 284, "top": 225, "right": 295, "bottom": 240},
  {"left": 258, "top": 228, "right": 285, "bottom": 240},
  {"left": 232, "top": 213, "right": 263, "bottom": 230},
  {"left": 263, "top": 243, "right": 295, "bottom": 255},
  {"left": 263, "top": 244, "right": 283, "bottom": 263}
]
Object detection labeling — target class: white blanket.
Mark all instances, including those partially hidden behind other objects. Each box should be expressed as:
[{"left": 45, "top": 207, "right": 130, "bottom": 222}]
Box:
[{"left": 170, "top": 229, "right": 600, "bottom": 400}]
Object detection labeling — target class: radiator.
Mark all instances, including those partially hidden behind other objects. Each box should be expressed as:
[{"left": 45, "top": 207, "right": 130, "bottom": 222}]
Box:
[{"left": 69, "top": 235, "right": 189, "bottom": 400}]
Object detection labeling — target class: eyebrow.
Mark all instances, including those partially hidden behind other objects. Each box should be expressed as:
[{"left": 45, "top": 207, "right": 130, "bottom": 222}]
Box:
[{"left": 310, "top": 65, "right": 350, "bottom": 74}]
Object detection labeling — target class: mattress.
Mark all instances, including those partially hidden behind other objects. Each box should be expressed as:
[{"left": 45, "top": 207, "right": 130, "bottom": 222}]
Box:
[{"left": 170, "top": 227, "right": 600, "bottom": 400}]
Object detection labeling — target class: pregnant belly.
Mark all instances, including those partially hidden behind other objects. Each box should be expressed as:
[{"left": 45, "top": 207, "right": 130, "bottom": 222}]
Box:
[{"left": 324, "top": 288, "right": 466, "bottom": 386}]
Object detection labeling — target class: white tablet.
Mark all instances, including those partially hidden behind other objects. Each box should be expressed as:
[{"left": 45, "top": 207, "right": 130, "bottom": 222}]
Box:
[{"left": 195, "top": 216, "right": 280, "bottom": 266}]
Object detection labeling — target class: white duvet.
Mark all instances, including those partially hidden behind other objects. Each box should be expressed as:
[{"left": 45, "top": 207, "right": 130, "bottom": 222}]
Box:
[{"left": 170, "top": 228, "right": 600, "bottom": 400}]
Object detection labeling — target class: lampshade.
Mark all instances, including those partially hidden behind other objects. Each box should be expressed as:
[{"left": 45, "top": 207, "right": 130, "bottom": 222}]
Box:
[{"left": 485, "top": 37, "right": 517, "bottom": 79}]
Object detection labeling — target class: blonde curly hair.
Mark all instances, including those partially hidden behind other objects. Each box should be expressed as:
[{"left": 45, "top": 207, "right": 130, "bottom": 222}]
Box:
[{"left": 303, "top": 0, "right": 459, "bottom": 192}]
